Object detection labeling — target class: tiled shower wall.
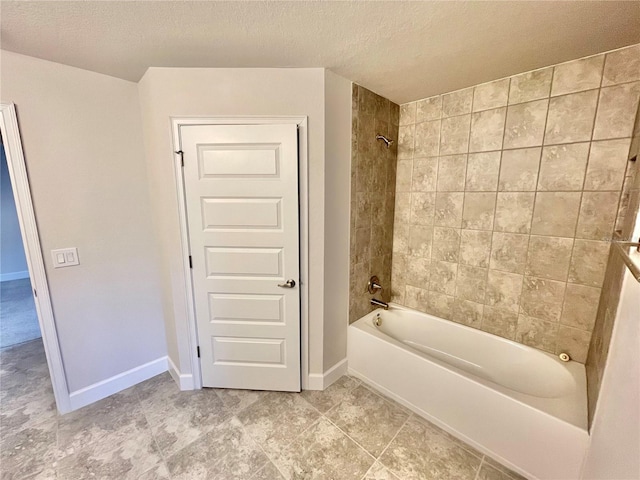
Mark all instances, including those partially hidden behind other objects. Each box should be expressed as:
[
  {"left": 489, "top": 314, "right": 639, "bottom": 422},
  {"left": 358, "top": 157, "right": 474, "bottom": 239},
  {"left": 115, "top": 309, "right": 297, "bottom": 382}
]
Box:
[
  {"left": 349, "top": 85, "right": 399, "bottom": 323},
  {"left": 586, "top": 93, "right": 640, "bottom": 424},
  {"left": 390, "top": 44, "right": 640, "bottom": 362}
]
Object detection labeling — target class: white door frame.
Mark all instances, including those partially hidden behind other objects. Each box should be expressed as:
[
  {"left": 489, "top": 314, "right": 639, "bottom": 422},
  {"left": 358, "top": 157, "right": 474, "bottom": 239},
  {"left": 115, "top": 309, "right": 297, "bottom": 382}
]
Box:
[
  {"left": 170, "top": 116, "right": 310, "bottom": 390},
  {"left": 0, "top": 103, "right": 71, "bottom": 413}
]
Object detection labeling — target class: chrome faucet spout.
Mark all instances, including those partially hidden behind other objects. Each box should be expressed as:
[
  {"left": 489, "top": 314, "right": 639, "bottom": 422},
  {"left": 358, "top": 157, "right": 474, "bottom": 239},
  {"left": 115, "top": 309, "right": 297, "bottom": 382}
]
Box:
[{"left": 370, "top": 298, "right": 389, "bottom": 310}]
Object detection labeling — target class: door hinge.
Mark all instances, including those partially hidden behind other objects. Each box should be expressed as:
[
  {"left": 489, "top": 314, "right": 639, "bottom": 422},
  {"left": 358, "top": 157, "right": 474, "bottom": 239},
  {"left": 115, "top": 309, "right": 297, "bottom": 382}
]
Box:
[
  {"left": 33, "top": 289, "right": 37, "bottom": 297},
  {"left": 189, "top": 256, "right": 192, "bottom": 268},
  {"left": 197, "top": 346, "right": 200, "bottom": 358},
  {"left": 175, "top": 150, "right": 184, "bottom": 167}
]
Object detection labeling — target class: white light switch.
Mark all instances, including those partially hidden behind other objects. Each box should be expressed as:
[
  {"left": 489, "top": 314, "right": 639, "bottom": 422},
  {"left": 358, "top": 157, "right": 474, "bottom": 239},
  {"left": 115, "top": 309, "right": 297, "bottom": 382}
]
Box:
[{"left": 52, "top": 248, "right": 79, "bottom": 268}]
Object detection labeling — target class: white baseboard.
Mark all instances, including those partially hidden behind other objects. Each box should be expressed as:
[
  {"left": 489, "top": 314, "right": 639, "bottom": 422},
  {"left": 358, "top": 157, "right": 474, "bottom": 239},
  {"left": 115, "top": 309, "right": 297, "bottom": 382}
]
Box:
[
  {"left": 306, "top": 358, "right": 348, "bottom": 391},
  {"left": 69, "top": 356, "right": 168, "bottom": 411},
  {"left": 167, "top": 355, "right": 195, "bottom": 390},
  {"left": 0, "top": 270, "right": 29, "bottom": 282}
]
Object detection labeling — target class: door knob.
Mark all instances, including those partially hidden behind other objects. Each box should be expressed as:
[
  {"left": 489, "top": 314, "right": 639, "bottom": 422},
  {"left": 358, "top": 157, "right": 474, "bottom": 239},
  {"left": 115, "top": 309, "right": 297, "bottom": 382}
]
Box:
[{"left": 278, "top": 279, "right": 296, "bottom": 288}]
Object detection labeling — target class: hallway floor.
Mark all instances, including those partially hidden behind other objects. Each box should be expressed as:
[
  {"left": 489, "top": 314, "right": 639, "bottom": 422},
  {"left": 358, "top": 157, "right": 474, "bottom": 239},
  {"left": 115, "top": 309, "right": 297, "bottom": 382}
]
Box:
[
  {"left": 0, "top": 279, "right": 40, "bottom": 349},
  {"left": 0, "top": 340, "right": 525, "bottom": 480}
]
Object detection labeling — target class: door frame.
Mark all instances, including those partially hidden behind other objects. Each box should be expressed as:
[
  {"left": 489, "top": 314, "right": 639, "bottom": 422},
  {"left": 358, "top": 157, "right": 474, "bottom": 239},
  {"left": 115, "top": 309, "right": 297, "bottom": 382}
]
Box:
[
  {"left": 170, "top": 116, "right": 310, "bottom": 390},
  {"left": 0, "top": 103, "right": 72, "bottom": 413}
]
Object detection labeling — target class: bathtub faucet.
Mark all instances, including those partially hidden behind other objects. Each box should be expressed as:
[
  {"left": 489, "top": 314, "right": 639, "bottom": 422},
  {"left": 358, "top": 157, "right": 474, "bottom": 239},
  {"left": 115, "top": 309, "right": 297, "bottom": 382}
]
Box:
[{"left": 371, "top": 298, "right": 389, "bottom": 310}]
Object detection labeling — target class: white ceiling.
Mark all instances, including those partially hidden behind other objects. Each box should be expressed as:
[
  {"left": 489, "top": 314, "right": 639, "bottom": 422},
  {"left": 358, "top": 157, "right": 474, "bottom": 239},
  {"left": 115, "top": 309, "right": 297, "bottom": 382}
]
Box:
[{"left": 1, "top": 1, "right": 639, "bottom": 104}]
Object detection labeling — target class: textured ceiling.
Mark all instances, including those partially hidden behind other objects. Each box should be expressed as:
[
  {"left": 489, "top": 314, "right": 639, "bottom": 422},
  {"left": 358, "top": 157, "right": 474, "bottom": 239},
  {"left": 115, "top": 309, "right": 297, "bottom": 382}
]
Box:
[{"left": 1, "top": 1, "right": 639, "bottom": 103}]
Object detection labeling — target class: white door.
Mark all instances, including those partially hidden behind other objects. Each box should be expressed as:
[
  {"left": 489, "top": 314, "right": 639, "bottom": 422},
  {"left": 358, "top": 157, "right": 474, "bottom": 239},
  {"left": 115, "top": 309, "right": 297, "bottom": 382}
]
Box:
[{"left": 181, "top": 124, "right": 300, "bottom": 392}]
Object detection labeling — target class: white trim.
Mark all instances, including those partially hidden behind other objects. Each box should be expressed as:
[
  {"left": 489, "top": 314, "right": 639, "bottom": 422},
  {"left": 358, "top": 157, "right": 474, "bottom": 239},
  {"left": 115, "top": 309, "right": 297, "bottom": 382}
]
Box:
[
  {"left": 307, "top": 358, "right": 348, "bottom": 390},
  {"left": 0, "top": 270, "right": 29, "bottom": 282},
  {"left": 69, "top": 356, "right": 168, "bottom": 410},
  {"left": 167, "top": 355, "right": 195, "bottom": 391},
  {"left": 0, "top": 103, "right": 72, "bottom": 413},
  {"left": 170, "top": 116, "right": 310, "bottom": 391}
]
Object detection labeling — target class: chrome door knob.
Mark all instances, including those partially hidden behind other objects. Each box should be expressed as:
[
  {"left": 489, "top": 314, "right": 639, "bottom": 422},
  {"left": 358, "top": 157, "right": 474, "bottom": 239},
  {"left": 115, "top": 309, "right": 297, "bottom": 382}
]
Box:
[{"left": 278, "top": 279, "right": 296, "bottom": 288}]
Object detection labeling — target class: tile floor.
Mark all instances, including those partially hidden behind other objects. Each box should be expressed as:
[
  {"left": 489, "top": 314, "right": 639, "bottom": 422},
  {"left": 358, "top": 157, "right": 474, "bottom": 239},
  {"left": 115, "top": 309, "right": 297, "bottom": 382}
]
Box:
[{"left": 0, "top": 339, "right": 525, "bottom": 479}]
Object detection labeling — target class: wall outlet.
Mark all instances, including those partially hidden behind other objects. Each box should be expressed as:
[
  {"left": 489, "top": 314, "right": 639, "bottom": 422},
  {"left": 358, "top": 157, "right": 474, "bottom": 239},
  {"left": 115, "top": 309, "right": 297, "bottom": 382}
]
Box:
[{"left": 51, "top": 248, "right": 79, "bottom": 268}]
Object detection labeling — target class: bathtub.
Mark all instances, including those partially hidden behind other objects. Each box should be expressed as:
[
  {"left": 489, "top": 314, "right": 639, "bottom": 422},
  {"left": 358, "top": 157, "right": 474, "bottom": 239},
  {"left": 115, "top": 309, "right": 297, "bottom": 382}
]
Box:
[{"left": 347, "top": 304, "right": 589, "bottom": 480}]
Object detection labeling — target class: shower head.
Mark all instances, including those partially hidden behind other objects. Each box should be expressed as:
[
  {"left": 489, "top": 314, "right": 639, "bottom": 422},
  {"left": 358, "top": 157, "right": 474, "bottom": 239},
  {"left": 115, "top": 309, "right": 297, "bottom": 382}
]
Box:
[{"left": 376, "top": 134, "right": 394, "bottom": 148}]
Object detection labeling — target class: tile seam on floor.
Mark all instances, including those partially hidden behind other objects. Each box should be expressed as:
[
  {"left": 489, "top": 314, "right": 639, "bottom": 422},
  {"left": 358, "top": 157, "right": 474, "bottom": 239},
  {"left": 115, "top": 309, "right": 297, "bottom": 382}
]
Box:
[{"left": 370, "top": 412, "right": 414, "bottom": 476}]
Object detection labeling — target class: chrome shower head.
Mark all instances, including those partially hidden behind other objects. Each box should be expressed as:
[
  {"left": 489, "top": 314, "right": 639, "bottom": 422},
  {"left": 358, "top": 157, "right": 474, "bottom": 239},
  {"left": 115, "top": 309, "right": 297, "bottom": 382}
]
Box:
[{"left": 376, "top": 134, "right": 394, "bottom": 148}]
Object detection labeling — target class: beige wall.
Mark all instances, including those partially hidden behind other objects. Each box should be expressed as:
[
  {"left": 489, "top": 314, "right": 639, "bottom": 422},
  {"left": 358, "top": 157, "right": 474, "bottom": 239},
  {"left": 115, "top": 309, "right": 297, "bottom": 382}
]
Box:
[
  {"left": 391, "top": 44, "right": 640, "bottom": 362},
  {"left": 349, "top": 85, "right": 399, "bottom": 323},
  {"left": 137, "top": 67, "right": 348, "bottom": 379},
  {"left": 0, "top": 51, "right": 166, "bottom": 391}
]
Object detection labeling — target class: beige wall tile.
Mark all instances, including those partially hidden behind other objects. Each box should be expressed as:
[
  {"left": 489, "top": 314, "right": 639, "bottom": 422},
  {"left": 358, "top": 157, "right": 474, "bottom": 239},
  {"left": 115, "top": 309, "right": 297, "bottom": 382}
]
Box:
[
  {"left": 354, "top": 226, "right": 371, "bottom": 264},
  {"left": 399, "top": 102, "right": 417, "bottom": 126},
  {"left": 473, "top": 79, "right": 510, "bottom": 112},
  {"left": 602, "top": 44, "right": 640, "bottom": 86},
  {"left": 395, "top": 160, "right": 412, "bottom": 192},
  {"left": 394, "top": 192, "right": 411, "bottom": 224},
  {"left": 392, "top": 223, "right": 409, "bottom": 254},
  {"left": 504, "top": 99, "right": 548, "bottom": 149},
  {"left": 531, "top": 192, "right": 581, "bottom": 237},
  {"left": 593, "top": 82, "right": 640, "bottom": 140},
  {"left": 412, "top": 157, "right": 438, "bottom": 192},
  {"left": 490, "top": 232, "right": 529, "bottom": 274},
  {"left": 462, "top": 192, "right": 496, "bottom": 230},
  {"left": 551, "top": 55, "right": 604, "bottom": 96},
  {"left": 410, "top": 192, "right": 436, "bottom": 225},
  {"left": 408, "top": 225, "right": 433, "bottom": 258},
  {"left": 440, "top": 115, "right": 471, "bottom": 155},
  {"left": 509, "top": 68, "right": 553, "bottom": 105},
  {"left": 397, "top": 124, "right": 415, "bottom": 160},
  {"left": 537, "top": 143, "right": 589, "bottom": 191},
  {"left": 426, "top": 292, "right": 455, "bottom": 319},
  {"left": 406, "top": 256, "right": 431, "bottom": 288},
  {"left": 545, "top": 90, "right": 598, "bottom": 144},
  {"left": 482, "top": 306, "right": 518, "bottom": 339},
  {"left": 584, "top": 138, "right": 631, "bottom": 191},
  {"left": 434, "top": 192, "right": 464, "bottom": 227},
  {"left": 455, "top": 264, "right": 488, "bottom": 303},
  {"left": 494, "top": 192, "right": 535, "bottom": 234},
  {"left": 436, "top": 155, "right": 467, "bottom": 191},
  {"left": 557, "top": 326, "right": 591, "bottom": 363},
  {"left": 516, "top": 316, "right": 558, "bottom": 353},
  {"left": 465, "top": 152, "right": 501, "bottom": 191},
  {"left": 417, "top": 96, "right": 442, "bottom": 122},
  {"left": 414, "top": 120, "right": 441, "bottom": 158},
  {"left": 568, "top": 239, "right": 609, "bottom": 287},
  {"left": 432, "top": 227, "right": 461, "bottom": 262},
  {"left": 356, "top": 192, "right": 372, "bottom": 228},
  {"left": 525, "top": 235, "right": 573, "bottom": 281},
  {"left": 390, "top": 103, "right": 400, "bottom": 126},
  {"left": 520, "top": 276, "right": 566, "bottom": 322},
  {"left": 452, "top": 299, "right": 483, "bottom": 328},
  {"left": 429, "top": 261, "right": 458, "bottom": 296},
  {"left": 498, "top": 147, "right": 541, "bottom": 191},
  {"left": 442, "top": 88, "right": 473, "bottom": 117},
  {"left": 485, "top": 270, "right": 523, "bottom": 312},
  {"left": 561, "top": 283, "right": 601, "bottom": 331},
  {"left": 469, "top": 108, "right": 506, "bottom": 152},
  {"left": 405, "top": 285, "right": 429, "bottom": 311},
  {"left": 459, "top": 230, "right": 492, "bottom": 267},
  {"left": 576, "top": 192, "right": 619, "bottom": 240}
]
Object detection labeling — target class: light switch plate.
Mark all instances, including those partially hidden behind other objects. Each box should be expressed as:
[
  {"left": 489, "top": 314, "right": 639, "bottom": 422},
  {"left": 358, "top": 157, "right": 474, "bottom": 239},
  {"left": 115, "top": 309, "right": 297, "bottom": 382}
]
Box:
[{"left": 51, "top": 248, "right": 79, "bottom": 268}]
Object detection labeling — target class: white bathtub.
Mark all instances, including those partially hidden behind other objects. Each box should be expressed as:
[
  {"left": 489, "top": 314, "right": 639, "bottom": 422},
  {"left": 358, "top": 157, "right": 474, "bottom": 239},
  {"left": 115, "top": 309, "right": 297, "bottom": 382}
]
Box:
[{"left": 347, "top": 304, "right": 589, "bottom": 480}]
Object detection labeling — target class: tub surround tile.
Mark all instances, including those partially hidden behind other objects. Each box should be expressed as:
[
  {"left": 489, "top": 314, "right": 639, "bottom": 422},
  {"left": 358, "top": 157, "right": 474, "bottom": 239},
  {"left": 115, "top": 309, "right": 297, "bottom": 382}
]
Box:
[
  {"left": 429, "top": 261, "right": 458, "bottom": 296},
  {"left": 498, "top": 147, "right": 541, "bottom": 191},
  {"left": 485, "top": 270, "right": 523, "bottom": 313},
  {"left": 525, "top": 235, "right": 573, "bottom": 281},
  {"left": 531, "top": 192, "right": 581, "bottom": 237},
  {"left": 434, "top": 192, "right": 464, "bottom": 227},
  {"left": 410, "top": 192, "right": 436, "bottom": 225},
  {"left": 509, "top": 68, "right": 553, "bottom": 104},
  {"left": 437, "top": 154, "right": 467, "bottom": 191},
  {"left": 602, "top": 44, "right": 640, "bottom": 86},
  {"left": 466, "top": 151, "right": 501, "bottom": 191},
  {"left": 455, "top": 265, "right": 488, "bottom": 303},
  {"left": 404, "top": 285, "right": 429, "bottom": 310},
  {"left": 399, "top": 102, "right": 417, "bottom": 126},
  {"left": 432, "top": 226, "right": 461, "bottom": 262},
  {"left": 452, "top": 298, "right": 484, "bottom": 328},
  {"left": 440, "top": 114, "right": 471, "bottom": 155},
  {"left": 593, "top": 82, "right": 640, "bottom": 140},
  {"left": 557, "top": 326, "right": 591, "bottom": 363},
  {"left": 469, "top": 107, "right": 506, "bottom": 152},
  {"left": 520, "top": 276, "right": 566, "bottom": 322},
  {"left": 459, "top": 229, "right": 492, "bottom": 267},
  {"left": 474, "top": 79, "right": 510, "bottom": 112},
  {"left": 490, "top": 232, "right": 529, "bottom": 274},
  {"left": 537, "top": 143, "right": 589, "bottom": 191},
  {"left": 417, "top": 96, "right": 442, "bottom": 122},
  {"left": 462, "top": 192, "right": 496, "bottom": 230},
  {"left": 412, "top": 157, "right": 438, "bottom": 192},
  {"left": 568, "top": 239, "right": 610, "bottom": 287},
  {"left": 551, "top": 55, "right": 604, "bottom": 96},
  {"left": 584, "top": 138, "right": 632, "bottom": 191},
  {"left": 397, "top": 124, "right": 415, "bottom": 160},
  {"left": 503, "top": 99, "right": 548, "bottom": 149},
  {"left": 408, "top": 225, "right": 433, "bottom": 258},
  {"left": 545, "top": 89, "right": 599, "bottom": 145},
  {"left": 576, "top": 191, "right": 619, "bottom": 240},
  {"left": 414, "top": 119, "right": 441, "bottom": 158},
  {"left": 494, "top": 193, "right": 535, "bottom": 234},
  {"left": 442, "top": 88, "right": 473, "bottom": 117},
  {"left": 406, "top": 256, "right": 431, "bottom": 287},
  {"left": 561, "top": 283, "right": 601, "bottom": 331},
  {"left": 394, "top": 192, "right": 411, "bottom": 224},
  {"left": 515, "top": 316, "right": 559, "bottom": 353},
  {"left": 426, "top": 292, "right": 455, "bottom": 319},
  {"left": 395, "top": 160, "right": 413, "bottom": 192}
]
